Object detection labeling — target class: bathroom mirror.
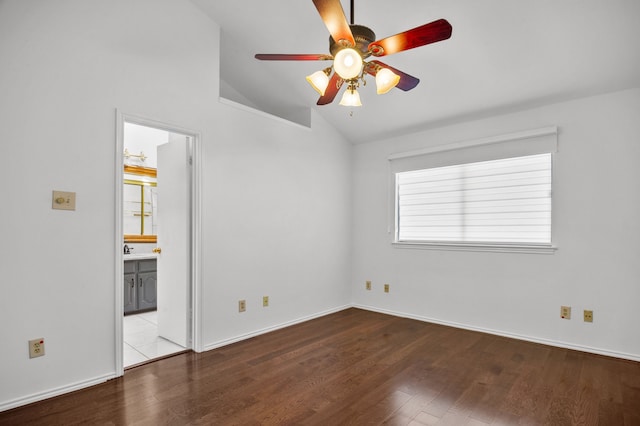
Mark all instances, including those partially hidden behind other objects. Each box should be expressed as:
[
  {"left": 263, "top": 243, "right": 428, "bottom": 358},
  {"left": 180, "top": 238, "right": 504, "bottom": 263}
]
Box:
[{"left": 124, "top": 165, "right": 158, "bottom": 243}]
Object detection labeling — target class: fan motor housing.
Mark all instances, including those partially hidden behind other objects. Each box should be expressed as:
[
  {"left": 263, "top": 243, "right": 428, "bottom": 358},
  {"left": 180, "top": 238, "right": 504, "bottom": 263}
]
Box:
[{"left": 329, "top": 24, "right": 376, "bottom": 59}]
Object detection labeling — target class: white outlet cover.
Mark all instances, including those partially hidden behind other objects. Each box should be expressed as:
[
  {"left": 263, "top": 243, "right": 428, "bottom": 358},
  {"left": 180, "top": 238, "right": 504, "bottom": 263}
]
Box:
[{"left": 29, "top": 338, "right": 45, "bottom": 358}]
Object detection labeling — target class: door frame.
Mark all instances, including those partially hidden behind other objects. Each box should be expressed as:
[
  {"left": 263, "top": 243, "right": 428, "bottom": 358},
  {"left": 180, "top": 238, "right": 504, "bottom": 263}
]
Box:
[{"left": 114, "top": 110, "right": 202, "bottom": 376}]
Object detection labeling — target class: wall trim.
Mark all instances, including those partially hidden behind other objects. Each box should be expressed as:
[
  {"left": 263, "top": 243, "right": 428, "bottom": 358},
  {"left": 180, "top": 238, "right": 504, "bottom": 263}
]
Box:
[
  {"left": 219, "top": 97, "right": 312, "bottom": 131},
  {"left": 202, "top": 302, "right": 640, "bottom": 362},
  {"left": 353, "top": 304, "right": 640, "bottom": 363},
  {"left": 115, "top": 111, "right": 203, "bottom": 370},
  {"left": 0, "top": 373, "right": 115, "bottom": 412},
  {"left": 203, "top": 305, "right": 352, "bottom": 352},
  {"left": 387, "top": 125, "right": 558, "bottom": 160},
  {"left": 4, "top": 303, "right": 636, "bottom": 411},
  {"left": 392, "top": 241, "right": 557, "bottom": 254}
]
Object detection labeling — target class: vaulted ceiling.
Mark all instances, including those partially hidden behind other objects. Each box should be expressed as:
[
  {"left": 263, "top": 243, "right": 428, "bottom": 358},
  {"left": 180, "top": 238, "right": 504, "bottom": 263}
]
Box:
[{"left": 192, "top": 0, "right": 640, "bottom": 144}]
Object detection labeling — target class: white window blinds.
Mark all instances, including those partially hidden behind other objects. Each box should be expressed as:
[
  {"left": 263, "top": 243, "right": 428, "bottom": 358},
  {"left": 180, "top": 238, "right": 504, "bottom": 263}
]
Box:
[{"left": 396, "top": 153, "right": 552, "bottom": 244}]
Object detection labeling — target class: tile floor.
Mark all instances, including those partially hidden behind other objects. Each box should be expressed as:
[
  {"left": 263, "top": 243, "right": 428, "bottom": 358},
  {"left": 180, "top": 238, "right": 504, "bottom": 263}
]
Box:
[{"left": 123, "top": 311, "right": 185, "bottom": 367}]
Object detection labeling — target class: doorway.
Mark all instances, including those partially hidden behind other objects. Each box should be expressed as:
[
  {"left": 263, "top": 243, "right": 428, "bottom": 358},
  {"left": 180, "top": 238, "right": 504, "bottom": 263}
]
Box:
[{"left": 115, "top": 112, "right": 201, "bottom": 374}]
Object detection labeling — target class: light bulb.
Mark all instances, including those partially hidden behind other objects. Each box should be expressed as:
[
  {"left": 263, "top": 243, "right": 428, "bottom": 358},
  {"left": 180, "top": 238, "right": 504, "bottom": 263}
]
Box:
[
  {"left": 339, "top": 87, "right": 362, "bottom": 107},
  {"left": 333, "top": 48, "right": 363, "bottom": 80},
  {"left": 306, "top": 70, "right": 330, "bottom": 96},
  {"left": 375, "top": 68, "right": 400, "bottom": 94}
]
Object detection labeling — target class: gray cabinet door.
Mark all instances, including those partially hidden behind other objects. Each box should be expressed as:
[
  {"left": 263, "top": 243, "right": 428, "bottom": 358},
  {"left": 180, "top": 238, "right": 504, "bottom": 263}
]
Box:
[
  {"left": 124, "top": 272, "right": 137, "bottom": 314},
  {"left": 138, "top": 271, "right": 157, "bottom": 310}
]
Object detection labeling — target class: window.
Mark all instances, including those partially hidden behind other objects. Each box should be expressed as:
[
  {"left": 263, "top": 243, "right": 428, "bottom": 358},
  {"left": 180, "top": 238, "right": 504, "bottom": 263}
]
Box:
[{"left": 395, "top": 153, "right": 552, "bottom": 247}]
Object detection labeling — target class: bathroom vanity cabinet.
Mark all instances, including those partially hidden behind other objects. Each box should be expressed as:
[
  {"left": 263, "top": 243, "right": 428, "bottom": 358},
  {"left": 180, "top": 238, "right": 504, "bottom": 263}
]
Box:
[{"left": 124, "top": 258, "right": 157, "bottom": 314}]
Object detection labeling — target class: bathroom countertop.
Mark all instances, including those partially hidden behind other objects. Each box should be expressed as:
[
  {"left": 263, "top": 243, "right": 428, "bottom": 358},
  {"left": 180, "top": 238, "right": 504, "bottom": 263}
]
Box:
[{"left": 123, "top": 253, "right": 158, "bottom": 261}]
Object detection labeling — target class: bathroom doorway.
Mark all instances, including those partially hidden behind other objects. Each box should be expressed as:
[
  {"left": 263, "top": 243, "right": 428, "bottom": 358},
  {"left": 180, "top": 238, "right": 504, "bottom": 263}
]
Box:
[{"left": 115, "top": 113, "right": 201, "bottom": 373}]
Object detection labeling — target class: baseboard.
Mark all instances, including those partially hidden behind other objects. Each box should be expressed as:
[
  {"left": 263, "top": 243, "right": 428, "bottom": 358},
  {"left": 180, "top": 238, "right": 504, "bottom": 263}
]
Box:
[
  {"left": 0, "top": 373, "right": 115, "bottom": 413},
  {"left": 2, "top": 306, "right": 350, "bottom": 412},
  {"left": 203, "top": 304, "right": 352, "bottom": 352},
  {"left": 5, "top": 304, "right": 634, "bottom": 413},
  {"left": 353, "top": 304, "right": 640, "bottom": 363}
]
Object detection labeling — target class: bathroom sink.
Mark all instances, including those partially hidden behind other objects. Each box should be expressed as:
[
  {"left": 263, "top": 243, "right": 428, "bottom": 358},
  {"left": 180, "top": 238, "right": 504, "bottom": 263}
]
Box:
[{"left": 123, "top": 253, "right": 157, "bottom": 260}]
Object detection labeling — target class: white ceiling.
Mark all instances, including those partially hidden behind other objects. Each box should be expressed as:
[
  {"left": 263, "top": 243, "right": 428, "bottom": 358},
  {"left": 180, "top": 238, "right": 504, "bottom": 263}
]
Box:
[{"left": 192, "top": 0, "right": 640, "bottom": 144}]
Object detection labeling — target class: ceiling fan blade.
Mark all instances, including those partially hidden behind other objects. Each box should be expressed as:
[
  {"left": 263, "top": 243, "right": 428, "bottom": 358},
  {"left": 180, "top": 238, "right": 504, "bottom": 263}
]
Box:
[
  {"left": 365, "top": 60, "right": 420, "bottom": 91},
  {"left": 317, "top": 72, "right": 344, "bottom": 105},
  {"left": 312, "top": 0, "right": 355, "bottom": 47},
  {"left": 368, "top": 19, "right": 452, "bottom": 57},
  {"left": 255, "top": 54, "right": 333, "bottom": 61}
]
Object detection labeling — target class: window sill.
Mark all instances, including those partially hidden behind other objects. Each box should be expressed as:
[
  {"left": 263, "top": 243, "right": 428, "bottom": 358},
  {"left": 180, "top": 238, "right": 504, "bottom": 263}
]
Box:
[{"left": 392, "top": 241, "right": 557, "bottom": 254}]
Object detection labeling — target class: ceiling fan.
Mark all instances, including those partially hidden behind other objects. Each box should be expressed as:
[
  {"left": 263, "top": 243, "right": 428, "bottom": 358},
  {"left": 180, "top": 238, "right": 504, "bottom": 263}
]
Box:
[{"left": 255, "top": 0, "right": 452, "bottom": 107}]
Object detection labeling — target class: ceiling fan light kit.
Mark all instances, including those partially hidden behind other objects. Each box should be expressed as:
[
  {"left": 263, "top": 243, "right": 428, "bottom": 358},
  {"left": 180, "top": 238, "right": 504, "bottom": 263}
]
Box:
[
  {"left": 255, "top": 0, "right": 452, "bottom": 107},
  {"left": 333, "top": 48, "right": 363, "bottom": 79},
  {"left": 306, "top": 67, "right": 332, "bottom": 95},
  {"left": 339, "top": 83, "right": 362, "bottom": 107},
  {"left": 375, "top": 68, "right": 401, "bottom": 95}
]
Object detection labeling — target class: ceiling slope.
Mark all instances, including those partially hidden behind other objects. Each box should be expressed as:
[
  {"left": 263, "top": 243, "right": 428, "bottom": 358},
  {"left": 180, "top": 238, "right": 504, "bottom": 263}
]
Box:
[{"left": 192, "top": 0, "right": 640, "bottom": 144}]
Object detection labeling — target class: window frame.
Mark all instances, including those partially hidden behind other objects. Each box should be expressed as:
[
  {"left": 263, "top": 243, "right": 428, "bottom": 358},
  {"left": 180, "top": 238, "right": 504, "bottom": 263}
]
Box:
[{"left": 388, "top": 127, "right": 558, "bottom": 254}]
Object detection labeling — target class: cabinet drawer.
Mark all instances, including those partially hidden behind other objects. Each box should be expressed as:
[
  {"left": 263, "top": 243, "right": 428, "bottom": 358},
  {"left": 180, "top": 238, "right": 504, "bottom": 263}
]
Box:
[
  {"left": 124, "top": 261, "right": 136, "bottom": 273},
  {"left": 138, "top": 259, "right": 157, "bottom": 272}
]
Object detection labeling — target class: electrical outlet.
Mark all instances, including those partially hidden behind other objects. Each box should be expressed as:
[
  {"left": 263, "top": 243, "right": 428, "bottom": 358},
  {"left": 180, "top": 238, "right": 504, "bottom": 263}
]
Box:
[
  {"left": 366, "top": 280, "right": 371, "bottom": 290},
  {"left": 263, "top": 296, "right": 269, "bottom": 307},
  {"left": 560, "top": 305, "right": 571, "bottom": 319},
  {"left": 238, "top": 300, "right": 246, "bottom": 313},
  {"left": 384, "top": 284, "right": 390, "bottom": 293},
  {"left": 584, "top": 310, "right": 593, "bottom": 323},
  {"left": 29, "top": 338, "right": 45, "bottom": 358}
]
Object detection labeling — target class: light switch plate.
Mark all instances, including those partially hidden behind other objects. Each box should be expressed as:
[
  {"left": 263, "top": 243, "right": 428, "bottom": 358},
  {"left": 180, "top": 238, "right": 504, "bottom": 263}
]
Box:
[{"left": 52, "top": 191, "right": 76, "bottom": 211}]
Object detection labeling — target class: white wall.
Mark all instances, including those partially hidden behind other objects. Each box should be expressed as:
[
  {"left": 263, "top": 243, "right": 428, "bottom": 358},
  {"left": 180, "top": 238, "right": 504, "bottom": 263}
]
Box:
[
  {"left": 0, "top": 0, "right": 352, "bottom": 410},
  {"left": 2, "top": 0, "right": 637, "bottom": 413},
  {"left": 351, "top": 88, "right": 640, "bottom": 360},
  {"left": 200, "top": 107, "right": 352, "bottom": 347}
]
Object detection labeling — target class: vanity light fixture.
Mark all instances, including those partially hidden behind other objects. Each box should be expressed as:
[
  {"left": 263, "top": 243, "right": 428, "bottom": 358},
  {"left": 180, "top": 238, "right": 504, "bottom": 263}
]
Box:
[{"left": 123, "top": 148, "right": 146, "bottom": 162}]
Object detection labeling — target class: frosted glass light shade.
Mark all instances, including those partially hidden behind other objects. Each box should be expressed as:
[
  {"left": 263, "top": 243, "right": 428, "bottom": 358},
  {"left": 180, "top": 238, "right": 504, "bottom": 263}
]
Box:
[
  {"left": 339, "top": 88, "right": 362, "bottom": 107},
  {"left": 306, "top": 70, "right": 330, "bottom": 95},
  {"left": 375, "top": 68, "right": 400, "bottom": 94},
  {"left": 333, "top": 48, "right": 363, "bottom": 79}
]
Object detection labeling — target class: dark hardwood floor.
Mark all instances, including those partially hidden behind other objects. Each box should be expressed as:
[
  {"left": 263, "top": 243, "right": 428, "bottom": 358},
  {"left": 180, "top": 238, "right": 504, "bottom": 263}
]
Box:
[{"left": 2, "top": 308, "right": 639, "bottom": 425}]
